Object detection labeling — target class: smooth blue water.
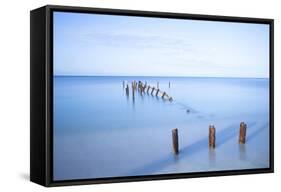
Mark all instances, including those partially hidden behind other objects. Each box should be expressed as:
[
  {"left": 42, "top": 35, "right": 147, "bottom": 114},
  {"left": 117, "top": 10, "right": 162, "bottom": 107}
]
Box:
[{"left": 53, "top": 76, "right": 269, "bottom": 180}]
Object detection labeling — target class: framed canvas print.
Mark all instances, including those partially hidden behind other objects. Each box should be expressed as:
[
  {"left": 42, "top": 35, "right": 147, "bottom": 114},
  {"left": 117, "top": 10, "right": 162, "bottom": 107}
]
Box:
[{"left": 30, "top": 5, "right": 274, "bottom": 187}]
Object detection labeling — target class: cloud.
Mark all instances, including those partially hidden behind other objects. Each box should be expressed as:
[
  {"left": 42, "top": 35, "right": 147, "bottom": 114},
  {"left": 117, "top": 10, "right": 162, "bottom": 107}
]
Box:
[{"left": 83, "top": 32, "right": 193, "bottom": 53}]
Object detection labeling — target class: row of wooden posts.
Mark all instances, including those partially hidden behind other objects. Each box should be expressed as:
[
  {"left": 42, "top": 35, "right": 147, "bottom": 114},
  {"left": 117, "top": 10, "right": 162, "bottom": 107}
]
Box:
[
  {"left": 172, "top": 122, "right": 247, "bottom": 155},
  {"left": 123, "top": 80, "right": 173, "bottom": 102}
]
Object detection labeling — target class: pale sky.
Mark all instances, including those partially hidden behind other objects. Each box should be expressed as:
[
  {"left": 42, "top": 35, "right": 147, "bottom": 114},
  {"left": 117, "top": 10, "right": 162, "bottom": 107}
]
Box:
[{"left": 53, "top": 11, "right": 270, "bottom": 78}]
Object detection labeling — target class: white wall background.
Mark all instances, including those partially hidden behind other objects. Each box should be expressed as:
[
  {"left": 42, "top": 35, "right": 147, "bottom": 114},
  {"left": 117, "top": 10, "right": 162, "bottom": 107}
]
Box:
[{"left": 0, "top": 0, "right": 279, "bottom": 191}]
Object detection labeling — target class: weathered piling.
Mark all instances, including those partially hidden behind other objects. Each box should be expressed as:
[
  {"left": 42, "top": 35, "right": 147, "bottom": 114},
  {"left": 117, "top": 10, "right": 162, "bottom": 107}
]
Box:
[
  {"left": 135, "top": 81, "right": 137, "bottom": 90},
  {"left": 209, "top": 125, "right": 216, "bottom": 148},
  {"left": 172, "top": 128, "right": 179, "bottom": 154},
  {"left": 132, "top": 81, "right": 136, "bottom": 90},
  {"left": 156, "top": 89, "right": 160, "bottom": 96},
  {"left": 138, "top": 82, "right": 143, "bottom": 94},
  {"left": 132, "top": 89, "right": 135, "bottom": 98},
  {"left": 151, "top": 87, "right": 155, "bottom": 95},
  {"left": 132, "top": 82, "right": 135, "bottom": 98},
  {"left": 126, "top": 84, "right": 129, "bottom": 96},
  {"left": 142, "top": 84, "right": 146, "bottom": 92},
  {"left": 147, "top": 85, "right": 150, "bottom": 93},
  {"left": 162, "top": 91, "right": 166, "bottom": 98},
  {"left": 138, "top": 81, "right": 141, "bottom": 90},
  {"left": 169, "top": 82, "right": 171, "bottom": 88},
  {"left": 157, "top": 82, "right": 159, "bottom": 89},
  {"left": 239, "top": 122, "right": 247, "bottom": 144}
]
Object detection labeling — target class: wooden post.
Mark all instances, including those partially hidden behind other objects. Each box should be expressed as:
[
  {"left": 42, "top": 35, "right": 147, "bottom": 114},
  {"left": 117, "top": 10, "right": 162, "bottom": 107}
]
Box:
[
  {"left": 162, "top": 92, "right": 166, "bottom": 98},
  {"left": 169, "top": 97, "right": 173, "bottom": 102},
  {"left": 239, "top": 122, "right": 247, "bottom": 144},
  {"left": 142, "top": 85, "right": 145, "bottom": 93},
  {"left": 140, "top": 82, "right": 143, "bottom": 93},
  {"left": 140, "top": 84, "right": 143, "bottom": 95},
  {"left": 132, "top": 81, "right": 135, "bottom": 90},
  {"left": 126, "top": 84, "right": 129, "bottom": 96},
  {"left": 169, "top": 82, "right": 171, "bottom": 88},
  {"left": 138, "top": 81, "right": 141, "bottom": 90},
  {"left": 141, "top": 82, "right": 144, "bottom": 92},
  {"left": 156, "top": 89, "right": 160, "bottom": 96},
  {"left": 172, "top": 128, "right": 179, "bottom": 154},
  {"left": 147, "top": 85, "right": 150, "bottom": 93},
  {"left": 209, "top": 125, "right": 216, "bottom": 148},
  {"left": 132, "top": 88, "right": 135, "bottom": 98},
  {"left": 132, "top": 82, "right": 135, "bottom": 98},
  {"left": 151, "top": 87, "right": 155, "bottom": 95},
  {"left": 157, "top": 82, "right": 159, "bottom": 89}
]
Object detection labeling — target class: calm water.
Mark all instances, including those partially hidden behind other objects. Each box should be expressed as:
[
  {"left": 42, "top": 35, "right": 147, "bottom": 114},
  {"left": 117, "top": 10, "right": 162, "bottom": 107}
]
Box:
[{"left": 53, "top": 76, "right": 270, "bottom": 181}]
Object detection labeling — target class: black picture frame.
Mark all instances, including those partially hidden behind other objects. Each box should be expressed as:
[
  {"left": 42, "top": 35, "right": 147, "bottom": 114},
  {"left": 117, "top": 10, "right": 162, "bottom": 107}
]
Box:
[{"left": 30, "top": 4, "right": 274, "bottom": 187}]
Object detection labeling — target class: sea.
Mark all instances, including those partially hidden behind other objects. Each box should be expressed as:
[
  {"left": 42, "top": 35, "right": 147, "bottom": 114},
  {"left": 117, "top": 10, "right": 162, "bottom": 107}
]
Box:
[{"left": 53, "top": 76, "right": 270, "bottom": 180}]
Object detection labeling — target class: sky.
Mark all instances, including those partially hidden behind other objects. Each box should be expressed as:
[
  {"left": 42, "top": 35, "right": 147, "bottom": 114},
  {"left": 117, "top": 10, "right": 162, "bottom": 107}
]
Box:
[{"left": 53, "top": 11, "right": 270, "bottom": 78}]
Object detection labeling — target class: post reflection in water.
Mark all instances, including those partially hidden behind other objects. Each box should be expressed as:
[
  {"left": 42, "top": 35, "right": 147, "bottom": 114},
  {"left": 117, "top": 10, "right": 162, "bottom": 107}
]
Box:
[
  {"left": 239, "top": 144, "right": 246, "bottom": 160},
  {"left": 209, "top": 148, "right": 216, "bottom": 167}
]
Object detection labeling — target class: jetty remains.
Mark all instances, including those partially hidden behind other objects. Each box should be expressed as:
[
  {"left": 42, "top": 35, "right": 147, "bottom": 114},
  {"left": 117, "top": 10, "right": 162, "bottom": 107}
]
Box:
[{"left": 123, "top": 80, "right": 173, "bottom": 102}]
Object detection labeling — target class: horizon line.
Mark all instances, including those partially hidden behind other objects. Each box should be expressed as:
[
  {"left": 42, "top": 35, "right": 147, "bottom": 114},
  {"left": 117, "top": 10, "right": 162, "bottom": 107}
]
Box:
[{"left": 53, "top": 75, "right": 269, "bottom": 79}]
